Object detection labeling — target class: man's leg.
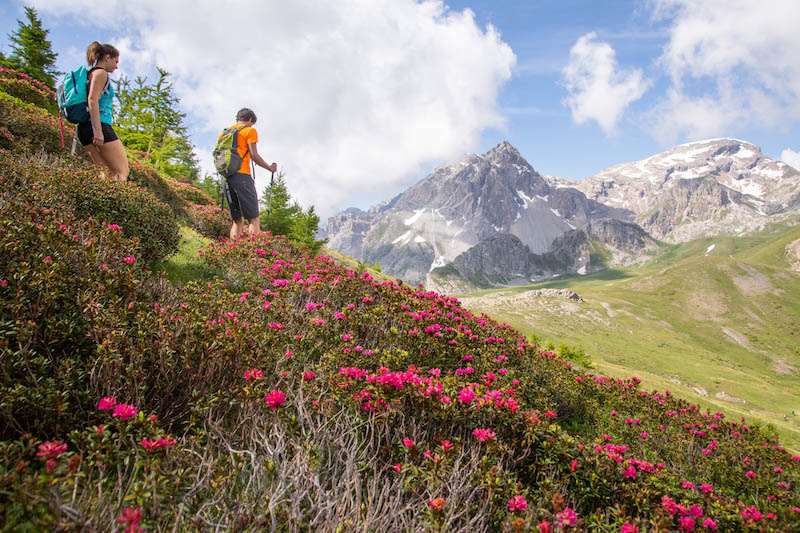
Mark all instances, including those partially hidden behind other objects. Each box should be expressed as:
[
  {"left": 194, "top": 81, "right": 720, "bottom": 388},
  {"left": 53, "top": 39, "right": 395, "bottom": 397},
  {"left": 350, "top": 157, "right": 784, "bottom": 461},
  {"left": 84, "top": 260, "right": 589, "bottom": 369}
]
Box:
[
  {"left": 230, "top": 217, "right": 245, "bottom": 239},
  {"left": 247, "top": 217, "right": 260, "bottom": 235}
]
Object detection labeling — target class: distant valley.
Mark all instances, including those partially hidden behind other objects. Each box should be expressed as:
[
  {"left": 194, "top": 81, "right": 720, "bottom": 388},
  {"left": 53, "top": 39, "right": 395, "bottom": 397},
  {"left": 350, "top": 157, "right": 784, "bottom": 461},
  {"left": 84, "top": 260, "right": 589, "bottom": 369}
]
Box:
[{"left": 458, "top": 225, "right": 800, "bottom": 450}]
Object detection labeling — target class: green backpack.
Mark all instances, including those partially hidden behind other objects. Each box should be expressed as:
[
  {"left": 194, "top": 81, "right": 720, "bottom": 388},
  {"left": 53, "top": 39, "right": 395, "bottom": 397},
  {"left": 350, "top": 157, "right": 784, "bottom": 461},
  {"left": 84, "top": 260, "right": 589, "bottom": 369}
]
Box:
[{"left": 213, "top": 125, "right": 249, "bottom": 178}]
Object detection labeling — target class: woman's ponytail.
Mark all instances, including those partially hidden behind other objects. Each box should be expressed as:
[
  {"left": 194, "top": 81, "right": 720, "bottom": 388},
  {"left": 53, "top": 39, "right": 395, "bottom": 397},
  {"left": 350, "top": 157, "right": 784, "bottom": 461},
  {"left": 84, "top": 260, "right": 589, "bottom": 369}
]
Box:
[{"left": 86, "top": 42, "right": 120, "bottom": 66}]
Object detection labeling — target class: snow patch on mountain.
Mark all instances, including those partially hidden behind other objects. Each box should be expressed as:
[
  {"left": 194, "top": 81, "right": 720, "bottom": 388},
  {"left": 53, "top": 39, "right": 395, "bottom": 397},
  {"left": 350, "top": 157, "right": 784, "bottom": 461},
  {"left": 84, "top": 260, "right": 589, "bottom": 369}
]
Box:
[{"left": 404, "top": 209, "right": 425, "bottom": 226}]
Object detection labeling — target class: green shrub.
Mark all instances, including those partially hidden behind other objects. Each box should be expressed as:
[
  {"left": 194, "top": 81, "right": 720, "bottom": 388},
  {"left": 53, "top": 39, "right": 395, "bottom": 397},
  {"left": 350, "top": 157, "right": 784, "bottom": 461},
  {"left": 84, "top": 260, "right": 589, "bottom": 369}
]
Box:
[
  {"left": 168, "top": 179, "right": 214, "bottom": 206},
  {"left": 0, "top": 91, "right": 73, "bottom": 153},
  {"left": 127, "top": 161, "right": 186, "bottom": 216},
  {"left": 187, "top": 203, "right": 230, "bottom": 239},
  {"left": 0, "top": 198, "right": 147, "bottom": 437},
  {"left": 0, "top": 151, "right": 180, "bottom": 264},
  {"left": 0, "top": 66, "right": 57, "bottom": 114}
]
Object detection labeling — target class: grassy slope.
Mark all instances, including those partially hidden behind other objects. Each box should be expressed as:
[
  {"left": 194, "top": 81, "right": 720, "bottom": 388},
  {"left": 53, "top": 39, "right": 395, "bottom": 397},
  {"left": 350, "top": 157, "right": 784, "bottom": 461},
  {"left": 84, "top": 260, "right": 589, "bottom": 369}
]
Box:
[
  {"left": 153, "top": 226, "right": 220, "bottom": 284},
  {"left": 458, "top": 224, "right": 800, "bottom": 451}
]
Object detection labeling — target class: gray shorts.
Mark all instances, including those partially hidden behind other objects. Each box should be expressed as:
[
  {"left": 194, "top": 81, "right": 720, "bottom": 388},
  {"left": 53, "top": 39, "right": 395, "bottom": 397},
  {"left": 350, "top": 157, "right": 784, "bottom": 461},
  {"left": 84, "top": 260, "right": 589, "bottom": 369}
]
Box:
[{"left": 226, "top": 173, "right": 259, "bottom": 221}]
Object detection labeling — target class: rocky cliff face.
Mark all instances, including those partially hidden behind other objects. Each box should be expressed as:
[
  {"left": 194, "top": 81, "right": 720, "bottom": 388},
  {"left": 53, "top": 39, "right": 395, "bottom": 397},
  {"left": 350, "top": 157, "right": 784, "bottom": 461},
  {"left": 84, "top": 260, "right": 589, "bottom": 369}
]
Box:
[
  {"left": 324, "top": 141, "right": 629, "bottom": 285},
  {"left": 428, "top": 218, "right": 659, "bottom": 291},
  {"left": 327, "top": 137, "right": 800, "bottom": 290},
  {"left": 564, "top": 139, "right": 800, "bottom": 242}
]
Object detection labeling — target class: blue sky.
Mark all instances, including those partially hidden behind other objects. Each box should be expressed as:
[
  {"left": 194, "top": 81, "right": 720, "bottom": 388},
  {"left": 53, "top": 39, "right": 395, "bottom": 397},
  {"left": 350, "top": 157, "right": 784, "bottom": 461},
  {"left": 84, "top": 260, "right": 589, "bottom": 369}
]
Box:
[{"left": 2, "top": 0, "right": 799, "bottom": 219}]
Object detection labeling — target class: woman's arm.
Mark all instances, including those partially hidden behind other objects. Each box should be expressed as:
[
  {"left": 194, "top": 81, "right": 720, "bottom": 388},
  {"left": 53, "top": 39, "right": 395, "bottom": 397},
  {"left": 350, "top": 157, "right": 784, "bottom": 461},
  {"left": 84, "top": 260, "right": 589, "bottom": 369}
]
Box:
[{"left": 87, "top": 69, "right": 108, "bottom": 145}]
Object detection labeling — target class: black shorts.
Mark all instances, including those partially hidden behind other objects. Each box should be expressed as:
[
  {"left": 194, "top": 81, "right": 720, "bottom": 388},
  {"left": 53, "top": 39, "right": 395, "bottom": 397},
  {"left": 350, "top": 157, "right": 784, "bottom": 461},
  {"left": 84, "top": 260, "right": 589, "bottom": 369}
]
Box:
[
  {"left": 77, "top": 122, "right": 119, "bottom": 146},
  {"left": 225, "top": 173, "right": 260, "bottom": 221}
]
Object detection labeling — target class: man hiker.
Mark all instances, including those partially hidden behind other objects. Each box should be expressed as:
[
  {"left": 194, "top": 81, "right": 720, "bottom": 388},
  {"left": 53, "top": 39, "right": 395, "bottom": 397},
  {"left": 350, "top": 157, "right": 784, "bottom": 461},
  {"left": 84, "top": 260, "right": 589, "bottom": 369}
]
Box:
[{"left": 219, "top": 108, "right": 278, "bottom": 239}]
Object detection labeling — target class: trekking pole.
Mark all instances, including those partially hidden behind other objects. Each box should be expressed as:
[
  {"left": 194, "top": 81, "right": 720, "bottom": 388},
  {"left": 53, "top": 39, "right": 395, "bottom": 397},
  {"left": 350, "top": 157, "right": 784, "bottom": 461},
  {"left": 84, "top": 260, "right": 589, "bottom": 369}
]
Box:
[{"left": 266, "top": 169, "right": 275, "bottom": 232}]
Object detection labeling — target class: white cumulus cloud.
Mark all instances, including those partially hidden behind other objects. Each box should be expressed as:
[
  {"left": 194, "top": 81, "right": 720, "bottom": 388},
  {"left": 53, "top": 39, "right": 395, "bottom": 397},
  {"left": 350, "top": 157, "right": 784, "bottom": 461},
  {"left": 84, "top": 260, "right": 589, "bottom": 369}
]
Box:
[
  {"left": 782, "top": 149, "right": 800, "bottom": 171},
  {"left": 649, "top": 0, "right": 800, "bottom": 143},
  {"left": 30, "top": 0, "right": 515, "bottom": 219},
  {"left": 561, "top": 32, "right": 650, "bottom": 134}
]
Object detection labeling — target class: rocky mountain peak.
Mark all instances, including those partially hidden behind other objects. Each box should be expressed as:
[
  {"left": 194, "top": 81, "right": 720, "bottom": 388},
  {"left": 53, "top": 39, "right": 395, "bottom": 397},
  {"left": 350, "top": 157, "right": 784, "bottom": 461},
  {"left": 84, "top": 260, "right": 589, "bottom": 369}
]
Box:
[
  {"left": 485, "top": 140, "right": 524, "bottom": 166},
  {"left": 571, "top": 137, "right": 800, "bottom": 242}
]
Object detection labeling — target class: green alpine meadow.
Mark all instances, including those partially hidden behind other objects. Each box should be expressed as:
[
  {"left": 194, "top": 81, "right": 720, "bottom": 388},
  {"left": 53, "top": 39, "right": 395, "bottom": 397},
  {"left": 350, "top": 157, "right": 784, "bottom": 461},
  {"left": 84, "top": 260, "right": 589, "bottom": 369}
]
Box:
[{"left": 458, "top": 226, "right": 800, "bottom": 453}]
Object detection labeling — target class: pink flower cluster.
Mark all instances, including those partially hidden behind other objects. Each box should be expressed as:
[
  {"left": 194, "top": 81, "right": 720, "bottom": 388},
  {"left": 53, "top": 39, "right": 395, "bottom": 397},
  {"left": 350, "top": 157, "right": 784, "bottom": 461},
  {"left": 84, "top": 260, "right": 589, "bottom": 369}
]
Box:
[
  {"left": 116, "top": 506, "right": 142, "bottom": 533},
  {"left": 113, "top": 404, "right": 139, "bottom": 420},
  {"left": 244, "top": 369, "right": 263, "bottom": 380},
  {"left": 472, "top": 428, "right": 496, "bottom": 442},
  {"left": 508, "top": 495, "right": 527, "bottom": 511},
  {"left": 661, "top": 496, "right": 716, "bottom": 529},
  {"left": 98, "top": 397, "right": 138, "bottom": 420},
  {"left": 36, "top": 440, "right": 67, "bottom": 458},
  {"left": 264, "top": 390, "right": 286, "bottom": 410},
  {"left": 97, "top": 396, "right": 117, "bottom": 410},
  {"left": 140, "top": 437, "right": 178, "bottom": 451}
]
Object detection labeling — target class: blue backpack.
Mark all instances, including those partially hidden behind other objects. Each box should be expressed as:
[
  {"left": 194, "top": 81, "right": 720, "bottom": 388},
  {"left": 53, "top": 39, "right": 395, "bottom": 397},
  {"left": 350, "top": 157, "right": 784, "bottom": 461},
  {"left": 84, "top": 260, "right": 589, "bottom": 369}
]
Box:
[{"left": 57, "top": 65, "right": 107, "bottom": 124}]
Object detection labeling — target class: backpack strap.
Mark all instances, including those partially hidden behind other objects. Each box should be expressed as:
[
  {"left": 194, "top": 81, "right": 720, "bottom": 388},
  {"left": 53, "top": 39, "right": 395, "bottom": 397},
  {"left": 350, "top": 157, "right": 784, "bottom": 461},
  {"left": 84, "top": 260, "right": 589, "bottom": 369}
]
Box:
[
  {"left": 87, "top": 66, "right": 110, "bottom": 96},
  {"left": 234, "top": 125, "right": 250, "bottom": 163}
]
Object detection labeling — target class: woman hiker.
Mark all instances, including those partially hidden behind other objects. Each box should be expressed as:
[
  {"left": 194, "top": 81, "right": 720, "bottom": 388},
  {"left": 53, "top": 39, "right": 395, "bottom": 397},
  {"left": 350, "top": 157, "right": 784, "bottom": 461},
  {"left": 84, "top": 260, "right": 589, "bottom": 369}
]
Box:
[{"left": 78, "top": 42, "right": 129, "bottom": 182}]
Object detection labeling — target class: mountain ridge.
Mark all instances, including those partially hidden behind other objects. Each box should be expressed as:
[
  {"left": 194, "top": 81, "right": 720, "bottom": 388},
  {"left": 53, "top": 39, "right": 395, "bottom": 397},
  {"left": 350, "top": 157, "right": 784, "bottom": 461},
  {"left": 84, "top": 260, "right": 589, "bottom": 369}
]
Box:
[{"left": 326, "top": 138, "right": 800, "bottom": 288}]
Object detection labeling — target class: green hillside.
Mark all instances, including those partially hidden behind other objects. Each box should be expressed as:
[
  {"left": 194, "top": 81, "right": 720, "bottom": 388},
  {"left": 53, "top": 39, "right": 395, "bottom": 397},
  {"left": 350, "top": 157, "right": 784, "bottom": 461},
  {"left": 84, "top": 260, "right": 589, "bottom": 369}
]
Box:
[
  {"left": 459, "top": 224, "right": 800, "bottom": 451},
  {"left": 2, "top": 66, "right": 800, "bottom": 531}
]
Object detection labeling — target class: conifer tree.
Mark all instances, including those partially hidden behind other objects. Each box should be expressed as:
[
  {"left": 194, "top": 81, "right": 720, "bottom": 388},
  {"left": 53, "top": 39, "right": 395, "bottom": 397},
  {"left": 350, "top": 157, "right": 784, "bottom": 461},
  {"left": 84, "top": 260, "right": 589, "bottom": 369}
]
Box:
[
  {"left": 289, "top": 205, "right": 326, "bottom": 253},
  {"left": 259, "top": 174, "right": 325, "bottom": 251},
  {"left": 5, "top": 7, "right": 59, "bottom": 89},
  {"left": 259, "top": 172, "right": 301, "bottom": 236},
  {"left": 114, "top": 68, "right": 199, "bottom": 182}
]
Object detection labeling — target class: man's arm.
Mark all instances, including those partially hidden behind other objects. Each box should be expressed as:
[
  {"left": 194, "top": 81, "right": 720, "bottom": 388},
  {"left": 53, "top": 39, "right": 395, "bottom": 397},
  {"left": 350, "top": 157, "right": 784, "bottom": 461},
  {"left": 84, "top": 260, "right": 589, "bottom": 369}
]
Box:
[{"left": 248, "top": 142, "right": 277, "bottom": 173}]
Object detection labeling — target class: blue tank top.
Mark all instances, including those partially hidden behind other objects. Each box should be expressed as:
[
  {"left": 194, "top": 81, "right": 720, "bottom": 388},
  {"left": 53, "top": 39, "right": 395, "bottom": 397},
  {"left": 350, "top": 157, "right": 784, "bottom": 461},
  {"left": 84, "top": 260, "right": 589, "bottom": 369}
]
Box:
[{"left": 90, "top": 68, "right": 114, "bottom": 124}]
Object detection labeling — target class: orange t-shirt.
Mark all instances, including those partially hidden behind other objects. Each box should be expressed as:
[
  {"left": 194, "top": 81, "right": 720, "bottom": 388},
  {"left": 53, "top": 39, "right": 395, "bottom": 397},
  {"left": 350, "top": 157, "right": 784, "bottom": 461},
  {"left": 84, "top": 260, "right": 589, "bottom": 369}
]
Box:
[{"left": 223, "top": 124, "right": 258, "bottom": 175}]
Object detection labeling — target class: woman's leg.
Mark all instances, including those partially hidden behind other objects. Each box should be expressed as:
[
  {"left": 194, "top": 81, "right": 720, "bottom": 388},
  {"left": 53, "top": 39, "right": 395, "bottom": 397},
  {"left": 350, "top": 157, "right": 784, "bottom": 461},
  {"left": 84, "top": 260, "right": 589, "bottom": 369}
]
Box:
[
  {"left": 83, "top": 144, "right": 110, "bottom": 177},
  {"left": 97, "top": 139, "right": 129, "bottom": 181}
]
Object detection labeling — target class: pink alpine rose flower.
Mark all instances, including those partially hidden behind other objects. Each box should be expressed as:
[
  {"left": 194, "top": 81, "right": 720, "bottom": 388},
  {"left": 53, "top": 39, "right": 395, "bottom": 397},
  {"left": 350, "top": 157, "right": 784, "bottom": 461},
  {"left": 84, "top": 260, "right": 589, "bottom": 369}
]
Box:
[
  {"left": 97, "top": 397, "right": 117, "bottom": 410},
  {"left": 36, "top": 440, "right": 67, "bottom": 458},
  {"left": 429, "top": 497, "right": 446, "bottom": 512},
  {"left": 557, "top": 507, "right": 577, "bottom": 527},
  {"left": 112, "top": 403, "right": 138, "bottom": 421},
  {"left": 677, "top": 516, "right": 695, "bottom": 531},
  {"left": 472, "top": 428, "right": 496, "bottom": 442},
  {"left": 264, "top": 390, "right": 286, "bottom": 410},
  {"left": 244, "top": 369, "right": 263, "bottom": 380},
  {"left": 116, "top": 506, "right": 142, "bottom": 533},
  {"left": 458, "top": 387, "right": 475, "bottom": 404},
  {"left": 508, "top": 495, "right": 527, "bottom": 511}
]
